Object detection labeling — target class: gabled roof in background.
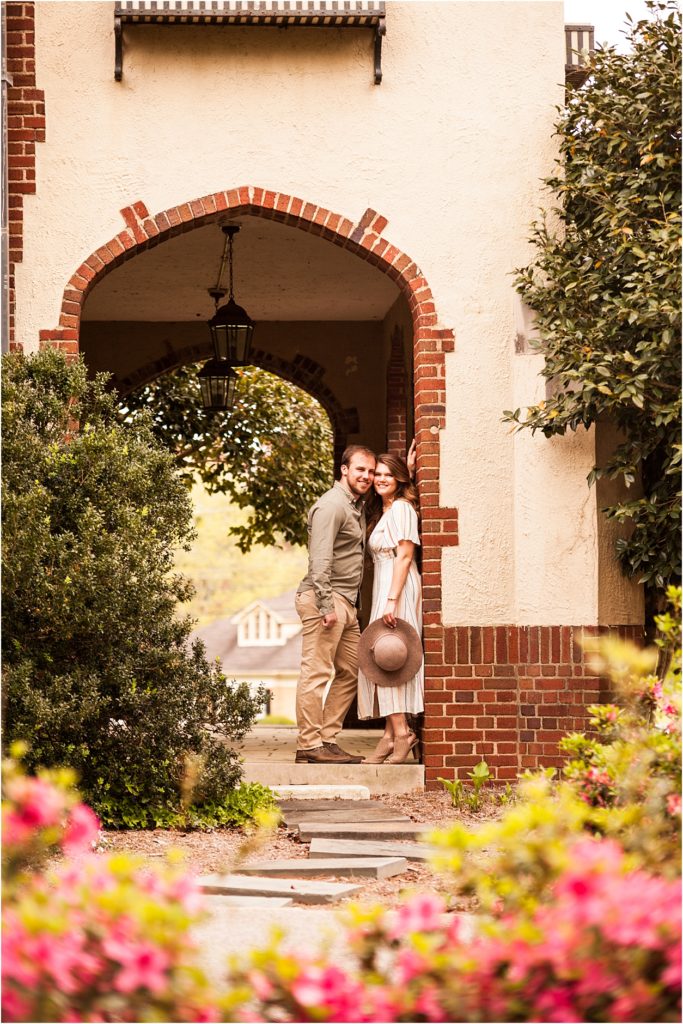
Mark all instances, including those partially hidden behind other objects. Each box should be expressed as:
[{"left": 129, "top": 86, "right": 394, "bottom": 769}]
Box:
[
  {"left": 191, "top": 589, "right": 302, "bottom": 673},
  {"left": 230, "top": 589, "right": 300, "bottom": 625}
]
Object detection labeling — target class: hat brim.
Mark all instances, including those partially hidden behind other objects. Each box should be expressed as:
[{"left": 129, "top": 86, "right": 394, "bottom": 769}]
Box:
[{"left": 358, "top": 617, "right": 423, "bottom": 688}]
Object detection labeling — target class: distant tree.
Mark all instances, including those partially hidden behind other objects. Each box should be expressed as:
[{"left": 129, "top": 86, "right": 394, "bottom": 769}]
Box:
[
  {"left": 120, "top": 364, "right": 334, "bottom": 552},
  {"left": 2, "top": 349, "right": 267, "bottom": 827},
  {"left": 506, "top": 1, "right": 681, "bottom": 594}
]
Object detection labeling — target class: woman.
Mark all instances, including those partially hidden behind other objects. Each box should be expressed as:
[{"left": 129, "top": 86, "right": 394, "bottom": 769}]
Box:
[{"left": 358, "top": 449, "right": 423, "bottom": 764}]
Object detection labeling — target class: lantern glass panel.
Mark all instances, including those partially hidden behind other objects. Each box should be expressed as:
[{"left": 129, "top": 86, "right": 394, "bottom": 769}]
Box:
[
  {"left": 208, "top": 297, "right": 254, "bottom": 364},
  {"left": 198, "top": 359, "right": 237, "bottom": 411}
]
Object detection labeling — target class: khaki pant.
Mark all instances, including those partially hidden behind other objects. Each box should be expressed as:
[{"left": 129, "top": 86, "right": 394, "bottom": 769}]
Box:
[{"left": 295, "top": 589, "right": 360, "bottom": 750}]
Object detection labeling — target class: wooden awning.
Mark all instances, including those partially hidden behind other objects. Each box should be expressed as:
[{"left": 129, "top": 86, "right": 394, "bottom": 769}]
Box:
[{"left": 114, "top": 1, "right": 387, "bottom": 83}]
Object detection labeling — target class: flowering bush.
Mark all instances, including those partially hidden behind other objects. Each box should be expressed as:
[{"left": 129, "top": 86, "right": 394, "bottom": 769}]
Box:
[
  {"left": 2, "top": 747, "right": 219, "bottom": 1023},
  {"left": 225, "top": 839, "right": 681, "bottom": 1022},
  {"left": 559, "top": 586, "right": 681, "bottom": 872},
  {"left": 225, "top": 597, "right": 682, "bottom": 1022}
]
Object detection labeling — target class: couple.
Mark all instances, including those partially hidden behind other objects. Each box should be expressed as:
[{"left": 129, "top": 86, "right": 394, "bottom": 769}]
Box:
[{"left": 294, "top": 443, "right": 423, "bottom": 766}]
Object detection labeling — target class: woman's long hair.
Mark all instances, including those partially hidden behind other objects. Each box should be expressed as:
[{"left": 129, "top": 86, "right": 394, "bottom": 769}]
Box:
[{"left": 366, "top": 452, "right": 420, "bottom": 538}]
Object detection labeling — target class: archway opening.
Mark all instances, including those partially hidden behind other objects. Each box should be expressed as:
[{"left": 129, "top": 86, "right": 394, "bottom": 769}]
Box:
[
  {"left": 48, "top": 188, "right": 456, "bottom": 785},
  {"left": 81, "top": 211, "right": 419, "bottom": 743}
]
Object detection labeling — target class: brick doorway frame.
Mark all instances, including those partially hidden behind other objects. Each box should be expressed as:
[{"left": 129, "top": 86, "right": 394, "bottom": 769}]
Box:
[{"left": 38, "top": 188, "right": 458, "bottom": 782}]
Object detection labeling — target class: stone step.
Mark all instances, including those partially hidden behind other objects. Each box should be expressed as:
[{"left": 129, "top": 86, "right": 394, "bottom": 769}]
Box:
[
  {"left": 278, "top": 798, "right": 374, "bottom": 812},
  {"left": 199, "top": 874, "right": 362, "bottom": 904},
  {"left": 309, "top": 837, "right": 435, "bottom": 862},
  {"left": 242, "top": 762, "right": 424, "bottom": 796},
  {"left": 273, "top": 785, "right": 370, "bottom": 801},
  {"left": 282, "top": 806, "right": 410, "bottom": 826},
  {"left": 234, "top": 857, "right": 408, "bottom": 879},
  {"left": 298, "top": 821, "right": 431, "bottom": 842},
  {"left": 201, "top": 894, "right": 294, "bottom": 907}
]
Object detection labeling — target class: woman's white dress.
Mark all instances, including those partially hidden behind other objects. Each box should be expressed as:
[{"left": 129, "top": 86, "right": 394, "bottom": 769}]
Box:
[{"left": 357, "top": 499, "right": 424, "bottom": 718}]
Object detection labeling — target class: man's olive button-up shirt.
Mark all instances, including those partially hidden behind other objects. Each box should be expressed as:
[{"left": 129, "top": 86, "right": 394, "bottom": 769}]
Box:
[{"left": 297, "top": 481, "right": 366, "bottom": 616}]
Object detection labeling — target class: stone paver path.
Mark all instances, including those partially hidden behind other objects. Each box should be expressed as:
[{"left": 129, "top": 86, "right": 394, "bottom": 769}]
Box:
[{"left": 200, "top": 795, "right": 436, "bottom": 906}]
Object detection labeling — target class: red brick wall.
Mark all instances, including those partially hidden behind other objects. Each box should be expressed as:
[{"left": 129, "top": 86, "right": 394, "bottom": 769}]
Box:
[
  {"left": 423, "top": 623, "right": 643, "bottom": 785},
  {"left": 5, "top": 1, "right": 44, "bottom": 349}
]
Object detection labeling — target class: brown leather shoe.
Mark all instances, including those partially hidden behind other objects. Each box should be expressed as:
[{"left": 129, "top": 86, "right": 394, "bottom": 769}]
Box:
[
  {"left": 295, "top": 745, "right": 359, "bottom": 764},
  {"left": 323, "top": 742, "right": 363, "bottom": 764}
]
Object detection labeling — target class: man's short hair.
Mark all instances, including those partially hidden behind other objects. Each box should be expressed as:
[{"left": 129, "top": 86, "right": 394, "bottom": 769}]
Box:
[{"left": 341, "top": 444, "right": 377, "bottom": 468}]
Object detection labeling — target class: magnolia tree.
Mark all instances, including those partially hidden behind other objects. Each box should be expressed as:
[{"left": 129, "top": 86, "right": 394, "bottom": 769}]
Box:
[
  {"left": 120, "top": 364, "right": 334, "bottom": 551},
  {"left": 506, "top": 1, "right": 681, "bottom": 595}
]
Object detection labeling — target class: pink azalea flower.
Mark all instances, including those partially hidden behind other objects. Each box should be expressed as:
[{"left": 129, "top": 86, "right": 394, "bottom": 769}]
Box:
[
  {"left": 389, "top": 893, "right": 446, "bottom": 938},
  {"left": 1, "top": 987, "right": 31, "bottom": 1021},
  {"left": 414, "top": 985, "right": 448, "bottom": 1022},
  {"left": 4, "top": 776, "right": 65, "bottom": 836},
  {"left": 535, "top": 985, "right": 583, "bottom": 1023},
  {"left": 291, "top": 964, "right": 365, "bottom": 1020},
  {"left": 395, "top": 946, "right": 425, "bottom": 984},
  {"left": 62, "top": 803, "right": 100, "bottom": 856},
  {"left": 110, "top": 941, "right": 170, "bottom": 994},
  {"left": 667, "top": 793, "right": 681, "bottom": 817},
  {"left": 248, "top": 969, "right": 275, "bottom": 1001}
]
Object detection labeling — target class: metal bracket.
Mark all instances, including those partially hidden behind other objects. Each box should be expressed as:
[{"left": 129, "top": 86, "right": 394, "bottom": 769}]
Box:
[
  {"left": 114, "top": 16, "right": 123, "bottom": 82},
  {"left": 374, "top": 21, "right": 385, "bottom": 85}
]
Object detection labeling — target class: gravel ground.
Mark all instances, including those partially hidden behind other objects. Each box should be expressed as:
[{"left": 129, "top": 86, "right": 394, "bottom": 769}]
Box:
[{"left": 100, "top": 791, "right": 496, "bottom": 911}]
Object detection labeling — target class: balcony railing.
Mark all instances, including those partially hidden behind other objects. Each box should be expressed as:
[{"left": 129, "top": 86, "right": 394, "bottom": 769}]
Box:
[{"left": 565, "top": 24, "right": 595, "bottom": 87}]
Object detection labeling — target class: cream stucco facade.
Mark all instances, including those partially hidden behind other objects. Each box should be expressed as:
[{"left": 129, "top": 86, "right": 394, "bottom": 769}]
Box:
[{"left": 12, "top": 0, "right": 642, "bottom": 628}]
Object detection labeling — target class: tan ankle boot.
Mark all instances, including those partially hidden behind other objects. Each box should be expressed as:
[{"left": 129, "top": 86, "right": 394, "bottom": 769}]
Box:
[
  {"left": 362, "top": 735, "right": 394, "bottom": 764},
  {"left": 386, "top": 731, "right": 418, "bottom": 764}
]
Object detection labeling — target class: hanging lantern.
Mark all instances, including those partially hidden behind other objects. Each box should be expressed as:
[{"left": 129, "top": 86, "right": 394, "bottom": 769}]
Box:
[
  {"left": 198, "top": 359, "right": 239, "bottom": 412},
  {"left": 207, "top": 225, "right": 254, "bottom": 364}
]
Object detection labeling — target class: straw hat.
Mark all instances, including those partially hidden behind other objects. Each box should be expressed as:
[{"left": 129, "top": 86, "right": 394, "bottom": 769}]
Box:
[{"left": 358, "top": 618, "right": 423, "bottom": 687}]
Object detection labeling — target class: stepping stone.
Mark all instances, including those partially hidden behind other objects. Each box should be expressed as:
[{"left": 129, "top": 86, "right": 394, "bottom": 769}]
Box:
[
  {"left": 242, "top": 762, "right": 424, "bottom": 796},
  {"left": 199, "top": 874, "right": 363, "bottom": 905},
  {"left": 282, "top": 807, "right": 410, "bottom": 826},
  {"left": 234, "top": 857, "right": 408, "bottom": 879},
  {"left": 309, "top": 837, "right": 435, "bottom": 862},
  {"left": 273, "top": 785, "right": 370, "bottom": 801},
  {"left": 278, "top": 799, "right": 377, "bottom": 812},
  {"left": 298, "top": 821, "right": 430, "bottom": 842},
  {"left": 202, "top": 894, "right": 294, "bottom": 907}
]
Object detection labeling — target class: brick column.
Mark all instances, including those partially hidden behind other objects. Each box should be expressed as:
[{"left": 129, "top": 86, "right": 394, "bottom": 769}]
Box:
[{"left": 6, "top": 1, "right": 45, "bottom": 349}]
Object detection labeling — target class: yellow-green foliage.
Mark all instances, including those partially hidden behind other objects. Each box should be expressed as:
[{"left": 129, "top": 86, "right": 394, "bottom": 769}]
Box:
[{"left": 428, "top": 588, "right": 681, "bottom": 911}]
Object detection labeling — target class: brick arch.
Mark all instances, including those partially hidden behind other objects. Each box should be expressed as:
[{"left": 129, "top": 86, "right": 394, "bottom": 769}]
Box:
[{"left": 41, "top": 186, "right": 457, "bottom": 786}]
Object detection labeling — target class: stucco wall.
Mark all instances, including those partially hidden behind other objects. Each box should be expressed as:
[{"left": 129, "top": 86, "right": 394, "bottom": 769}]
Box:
[{"left": 14, "top": 0, "right": 641, "bottom": 627}]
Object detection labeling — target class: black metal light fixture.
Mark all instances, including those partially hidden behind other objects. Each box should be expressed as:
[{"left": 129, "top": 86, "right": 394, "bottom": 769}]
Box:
[
  {"left": 208, "top": 225, "right": 254, "bottom": 365},
  {"left": 198, "top": 358, "right": 239, "bottom": 412}
]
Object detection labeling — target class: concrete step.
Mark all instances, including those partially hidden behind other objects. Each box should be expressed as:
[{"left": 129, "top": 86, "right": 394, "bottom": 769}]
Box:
[
  {"left": 234, "top": 857, "right": 408, "bottom": 879},
  {"left": 201, "top": 894, "right": 294, "bottom": 907},
  {"left": 309, "top": 837, "right": 435, "bottom": 862},
  {"left": 243, "top": 762, "right": 424, "bottom": 795},
  {"left": 298, "top": 821, "right": 431, "bottom": 842},
  {"left": 282, "top": 806, "right": 411, "bottom": 826},
  {"left": 199, "top": 873, "right": 362, "bottom": 904},
  {"left": 273, "top": 785, "right": 370, "bottom": 800}
]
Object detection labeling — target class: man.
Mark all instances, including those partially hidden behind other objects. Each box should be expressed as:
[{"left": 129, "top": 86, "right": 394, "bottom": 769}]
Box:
[{"left": 294, "top": 445, "right": 377, "bottom": 764}]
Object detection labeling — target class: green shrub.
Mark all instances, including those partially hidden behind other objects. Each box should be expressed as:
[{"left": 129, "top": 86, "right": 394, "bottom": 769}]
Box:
[{"left": 2, "top": 349, "right": 268, "bottom": 828}]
